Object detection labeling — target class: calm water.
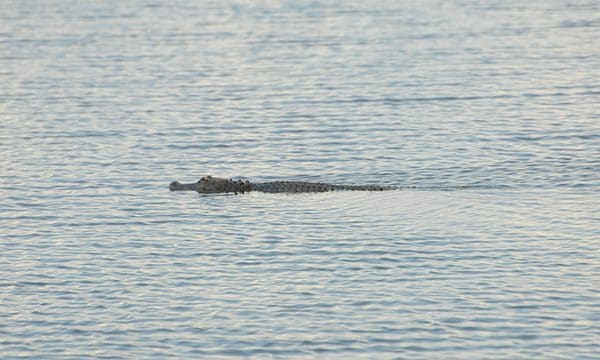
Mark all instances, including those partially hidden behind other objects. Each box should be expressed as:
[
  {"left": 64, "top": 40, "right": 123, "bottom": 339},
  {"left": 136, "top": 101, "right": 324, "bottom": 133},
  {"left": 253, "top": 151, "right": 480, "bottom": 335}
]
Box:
[{"left": 1, "top": 0, "right": 599, "bottom": 358}]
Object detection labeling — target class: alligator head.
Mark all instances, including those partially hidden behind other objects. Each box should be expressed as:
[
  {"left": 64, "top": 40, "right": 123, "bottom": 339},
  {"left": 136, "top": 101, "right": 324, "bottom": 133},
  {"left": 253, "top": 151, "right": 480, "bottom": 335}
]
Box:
[
  {"left": 170, "top": 176, "right": 237, "bottom": 193},
  {"left": 194, "top": 175, "right": 233, "bottom": 193}
]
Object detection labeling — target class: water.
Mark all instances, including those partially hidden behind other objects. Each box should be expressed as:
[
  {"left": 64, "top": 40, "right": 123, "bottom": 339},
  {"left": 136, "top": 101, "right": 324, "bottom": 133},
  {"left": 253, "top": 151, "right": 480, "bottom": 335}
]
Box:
[{"left": 1, "top": 0, "right": 598, "bottom": 358}]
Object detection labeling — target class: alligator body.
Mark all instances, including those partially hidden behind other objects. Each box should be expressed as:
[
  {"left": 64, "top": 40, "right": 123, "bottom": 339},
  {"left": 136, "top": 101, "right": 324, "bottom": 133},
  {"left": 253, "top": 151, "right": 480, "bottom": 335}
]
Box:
[{"left": 170, "top": 176, "right": 396, "bottom": 194}]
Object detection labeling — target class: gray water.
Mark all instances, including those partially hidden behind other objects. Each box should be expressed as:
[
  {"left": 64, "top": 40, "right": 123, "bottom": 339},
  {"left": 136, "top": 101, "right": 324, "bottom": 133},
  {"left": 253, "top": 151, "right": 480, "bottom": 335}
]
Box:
[{"left": 1, "top": 0, "right": 599, "bottom": 358}]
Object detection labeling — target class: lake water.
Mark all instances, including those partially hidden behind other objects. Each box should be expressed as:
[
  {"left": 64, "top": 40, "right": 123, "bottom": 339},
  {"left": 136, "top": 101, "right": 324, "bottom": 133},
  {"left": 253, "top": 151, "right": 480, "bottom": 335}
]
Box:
[{"left": 1, "top": 0, "right": 598, "bottom": 358}]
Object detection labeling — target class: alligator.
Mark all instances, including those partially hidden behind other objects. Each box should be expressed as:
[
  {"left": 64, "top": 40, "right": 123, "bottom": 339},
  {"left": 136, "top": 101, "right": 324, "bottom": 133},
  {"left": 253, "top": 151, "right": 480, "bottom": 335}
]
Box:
[{"left": 169, "top": 176, "right": 396, "bottom": 194}]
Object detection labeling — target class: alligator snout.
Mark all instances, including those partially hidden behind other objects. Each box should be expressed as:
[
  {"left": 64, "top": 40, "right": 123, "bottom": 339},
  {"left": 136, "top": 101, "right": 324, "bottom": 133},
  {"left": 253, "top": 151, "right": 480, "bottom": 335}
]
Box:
[
  {"left": 170, "top": 181, "right": 200, "bottom": 191},
  {"left": 169, "top": 181, "right": 181, "bottom": 191}
]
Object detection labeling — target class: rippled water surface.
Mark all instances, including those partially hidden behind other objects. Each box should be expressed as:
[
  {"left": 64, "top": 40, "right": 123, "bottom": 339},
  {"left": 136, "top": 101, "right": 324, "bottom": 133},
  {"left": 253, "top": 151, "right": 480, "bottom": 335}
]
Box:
[{"left": 1, "top": 1, "right": 599, "bottom": 358}]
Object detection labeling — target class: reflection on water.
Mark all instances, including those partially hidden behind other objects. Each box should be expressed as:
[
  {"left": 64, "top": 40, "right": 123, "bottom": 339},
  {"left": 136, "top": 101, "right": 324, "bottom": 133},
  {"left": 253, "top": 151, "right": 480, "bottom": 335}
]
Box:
[{"left": 1, "top": 0, "right": 598, "bottom": 358}]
